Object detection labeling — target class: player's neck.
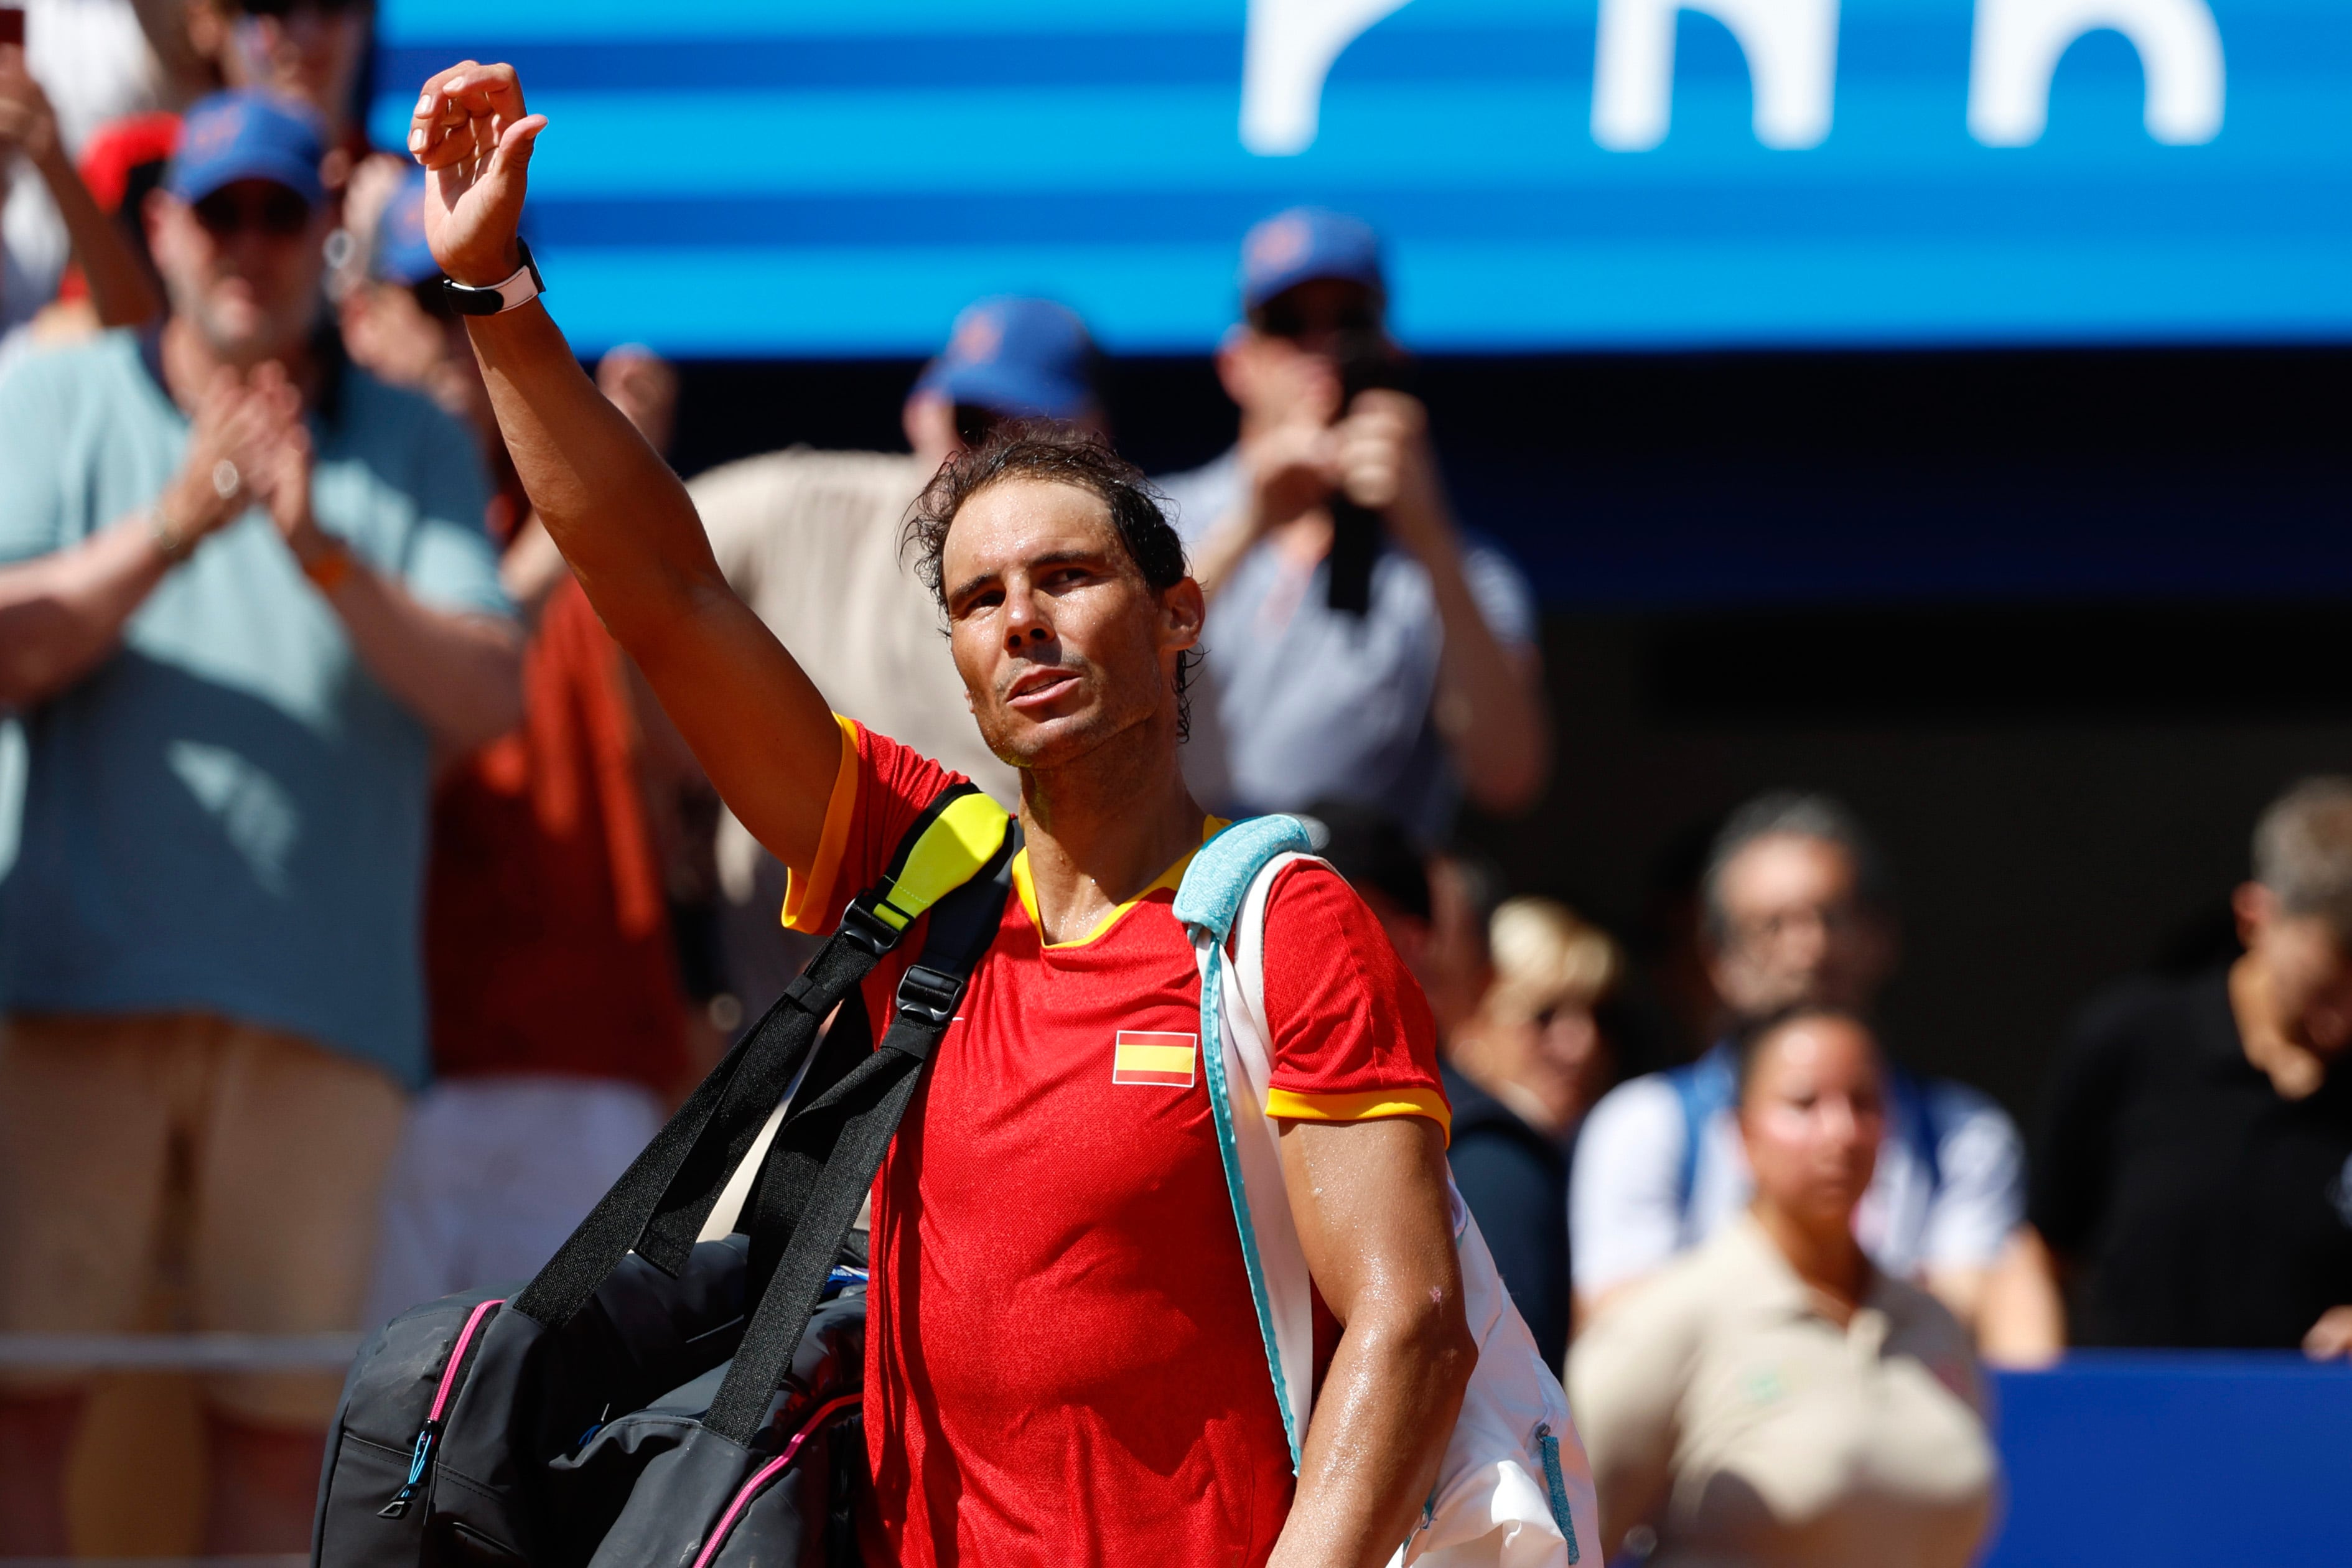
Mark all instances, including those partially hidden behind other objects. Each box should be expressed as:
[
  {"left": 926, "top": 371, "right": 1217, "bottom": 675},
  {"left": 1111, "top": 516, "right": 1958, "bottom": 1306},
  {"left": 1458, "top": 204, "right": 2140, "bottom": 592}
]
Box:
[{"left": 1017, "top": 719, "right": 1203, "bottom": 946}]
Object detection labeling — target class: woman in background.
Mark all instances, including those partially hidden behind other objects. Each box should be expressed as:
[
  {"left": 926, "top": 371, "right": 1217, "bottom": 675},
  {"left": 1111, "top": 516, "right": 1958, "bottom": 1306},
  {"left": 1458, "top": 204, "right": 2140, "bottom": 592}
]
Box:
[
  {"left": 1569, "top": 1007, "right": 1996, "bottom": 1567},
  {"left": 1443, "top": 895, "right": 1622, "bottom": 1370}
]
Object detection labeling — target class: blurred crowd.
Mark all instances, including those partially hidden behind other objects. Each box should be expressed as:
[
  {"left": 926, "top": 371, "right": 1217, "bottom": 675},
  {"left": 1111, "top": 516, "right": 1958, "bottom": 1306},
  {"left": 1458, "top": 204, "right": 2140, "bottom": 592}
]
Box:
[{"left": 5, "top": 6, "right": 2352, "bottom": 1565}]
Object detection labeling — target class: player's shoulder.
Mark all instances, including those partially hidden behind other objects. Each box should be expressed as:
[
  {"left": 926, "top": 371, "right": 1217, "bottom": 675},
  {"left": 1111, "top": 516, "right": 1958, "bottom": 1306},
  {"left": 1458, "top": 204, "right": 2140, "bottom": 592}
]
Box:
[{"left": 1258, "top": 856, "right": 1389, "bottom": 953}]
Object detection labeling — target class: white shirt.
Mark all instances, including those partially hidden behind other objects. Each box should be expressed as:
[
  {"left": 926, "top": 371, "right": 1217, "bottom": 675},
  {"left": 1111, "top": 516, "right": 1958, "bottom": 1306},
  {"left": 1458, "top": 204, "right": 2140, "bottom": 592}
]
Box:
[{"left": 1570, "top": 1046, "right": 2023, "bottom": 1295}]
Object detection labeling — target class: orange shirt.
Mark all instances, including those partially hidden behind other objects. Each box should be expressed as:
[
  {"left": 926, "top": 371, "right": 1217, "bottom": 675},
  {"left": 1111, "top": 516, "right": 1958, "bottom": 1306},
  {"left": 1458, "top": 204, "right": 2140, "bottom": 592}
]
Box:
[
  {"left": 792, "top": 719, "right": 1447, "bottom": 1566},
  {"left": 426, "top": 577, "right": 686, "bottom": 1093}
]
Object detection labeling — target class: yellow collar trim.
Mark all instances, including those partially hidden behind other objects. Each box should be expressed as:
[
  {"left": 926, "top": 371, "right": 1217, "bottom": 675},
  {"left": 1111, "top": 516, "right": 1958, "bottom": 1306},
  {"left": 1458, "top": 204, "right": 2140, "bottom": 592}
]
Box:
[{"left": 1012, "top": 816, "right": 1231, "bottom": 950}]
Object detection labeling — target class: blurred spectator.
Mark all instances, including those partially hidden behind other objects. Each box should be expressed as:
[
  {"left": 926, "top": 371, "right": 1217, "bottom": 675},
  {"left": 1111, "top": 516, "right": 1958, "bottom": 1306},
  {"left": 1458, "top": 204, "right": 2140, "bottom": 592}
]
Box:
[
  {"left": 684, "top": 296, "right": 1077, "bottom": 1015},
  {"left": 345, "top": 168, "right": 689, "bottom": 1329},
  {"left": 1445, "top": 898, "right": 1623, "bottom": 1370},
  {"left": 337, "top": 161, "right": 496, "bottom": 436},
  {"left": 1, "top": 37, "right": 163, "bottom": 361},
  {"left": 1, "top": 0, "right": 216, "bottom": 353},
  {"left": 188, "top": 0, "right": 368, "bottom": 142},
  {"left": 1570, "top": 1007, "right": 1997, "bottom": 1567},
  {"left": 1305, "top": 801, "right": 1574, "bottom": 1359},
  {"left": 1449, "top": 897, "right": 1622, "bottom": 1139},
  {"left": 1156, "top": 207, "right": 1547, "bottom": 843},
  {"left": 0, "top": 92, "right": 516, "bottom": 1551},
  {"left": 32, "top": 110, "right": 179, "bottom": 341},
  {"left": 1422, "top": 849, "right": 1503, "bottom": 1040},
  {"left": 1570, "top": 793, "right": 2027, "bottom": 1345},
  {"left": 2019, "top": 777, "right": 2352, "bottom": 1355}
]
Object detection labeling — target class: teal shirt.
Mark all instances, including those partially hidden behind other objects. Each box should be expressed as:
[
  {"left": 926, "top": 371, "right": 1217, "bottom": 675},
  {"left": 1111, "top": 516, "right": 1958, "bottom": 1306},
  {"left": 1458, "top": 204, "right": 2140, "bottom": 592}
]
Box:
[{"left": 0, "top": 332, "right": 510, "bottom": 1086}]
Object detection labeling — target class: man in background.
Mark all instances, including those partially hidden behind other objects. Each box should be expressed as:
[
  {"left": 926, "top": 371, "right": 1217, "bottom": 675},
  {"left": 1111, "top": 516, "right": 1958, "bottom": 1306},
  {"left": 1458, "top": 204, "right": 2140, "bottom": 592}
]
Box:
[
  {"left": 1157, "top": 207, "right": 1548, "bottom": 844},
  {"left": 686, "top": 295, "right": 1085, "bottom": 1012},
  {"left": 340, "top": 167, "right": 694, "bottom": 1331},
  {"left": 2020, "top": 777, "right": 2352, "bottom": 1355},
  {"left": 1570, "top": 792, "right": 2032, "bottom": 1347},
  {"left": 0, "top": 93, "right": 516, "bottom": 1551}
]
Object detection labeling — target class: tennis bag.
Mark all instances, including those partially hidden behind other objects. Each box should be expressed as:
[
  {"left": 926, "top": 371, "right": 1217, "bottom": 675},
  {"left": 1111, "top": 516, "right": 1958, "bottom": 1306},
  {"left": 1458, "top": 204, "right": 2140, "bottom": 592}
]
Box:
[
  {"left": 312, "top": 787, "right": 1018, "bottom": 1568},
  {"left": 1174, "top": 816, "right": 1602, "bottom": 1568}
]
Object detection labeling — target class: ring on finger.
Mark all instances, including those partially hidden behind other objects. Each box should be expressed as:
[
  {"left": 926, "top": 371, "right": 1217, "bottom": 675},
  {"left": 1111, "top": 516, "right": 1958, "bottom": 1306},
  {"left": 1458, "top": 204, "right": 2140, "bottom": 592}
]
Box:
[{"left": 212, "top": 459, "right": 240, "bottom": 500}]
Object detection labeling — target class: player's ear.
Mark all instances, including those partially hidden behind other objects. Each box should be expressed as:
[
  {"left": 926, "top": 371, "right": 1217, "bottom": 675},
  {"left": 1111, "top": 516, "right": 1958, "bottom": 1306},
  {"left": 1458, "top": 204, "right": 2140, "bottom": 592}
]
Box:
[{"left": 1161, "top": 576, "right": 1204, "bottom": 654}]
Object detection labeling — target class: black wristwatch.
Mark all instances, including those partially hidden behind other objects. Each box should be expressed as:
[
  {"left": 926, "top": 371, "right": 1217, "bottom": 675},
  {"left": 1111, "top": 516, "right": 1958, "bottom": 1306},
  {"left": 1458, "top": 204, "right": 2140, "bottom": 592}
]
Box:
[{"left": 443, "top": 240, "right": 546, "bottom": 317}]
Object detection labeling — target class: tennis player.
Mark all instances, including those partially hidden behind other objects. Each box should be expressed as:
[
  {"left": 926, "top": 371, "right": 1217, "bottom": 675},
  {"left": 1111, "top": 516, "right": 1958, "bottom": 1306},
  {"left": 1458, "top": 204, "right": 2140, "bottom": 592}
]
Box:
[{"left": 408, "top": 62, "right": 1475, "bottom": 1567}]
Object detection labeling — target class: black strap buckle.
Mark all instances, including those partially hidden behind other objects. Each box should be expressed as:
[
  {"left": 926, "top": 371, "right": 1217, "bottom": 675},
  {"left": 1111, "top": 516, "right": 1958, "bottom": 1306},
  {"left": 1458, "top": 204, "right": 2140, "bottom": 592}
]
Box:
[
  {"left": 894, "top": 964, "right": 964, "bottom": 1029},
  {"left": 837, "top": 897, "right": 900, "bottom": 958}
]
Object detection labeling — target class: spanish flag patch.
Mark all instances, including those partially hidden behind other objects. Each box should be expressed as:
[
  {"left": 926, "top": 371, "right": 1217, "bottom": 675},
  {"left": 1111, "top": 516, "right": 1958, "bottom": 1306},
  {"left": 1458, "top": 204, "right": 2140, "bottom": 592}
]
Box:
[{"left": 1111, "top": 1030, "right": 1198, "bottom": 1088}]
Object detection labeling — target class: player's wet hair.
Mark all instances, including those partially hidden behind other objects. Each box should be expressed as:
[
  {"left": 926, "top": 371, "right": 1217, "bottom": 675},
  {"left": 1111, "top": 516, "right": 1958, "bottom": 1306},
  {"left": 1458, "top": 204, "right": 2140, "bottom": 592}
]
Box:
[{"left": 903, "top": 421, "right": 1198, "bottom": 739}]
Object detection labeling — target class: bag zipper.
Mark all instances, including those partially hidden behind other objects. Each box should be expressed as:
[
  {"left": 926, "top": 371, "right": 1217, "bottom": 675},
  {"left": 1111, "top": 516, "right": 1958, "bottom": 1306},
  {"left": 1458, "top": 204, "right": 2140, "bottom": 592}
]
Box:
[
  {"left": 379, "top": 1297, "right": 505, "bottom": 1519},
  {"left": 688, "top": 1393, "right": 861, "bottom": 1568},
  {"left": 1534, "top": 1421, "right": 1581, "bottom": 1566}
]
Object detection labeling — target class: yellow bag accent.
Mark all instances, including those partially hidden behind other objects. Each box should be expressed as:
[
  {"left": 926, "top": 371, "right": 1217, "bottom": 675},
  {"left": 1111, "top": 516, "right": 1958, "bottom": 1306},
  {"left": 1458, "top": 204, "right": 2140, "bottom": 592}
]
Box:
[{"left": 874, "top": 793, "right": 1013, "bottom": 931}]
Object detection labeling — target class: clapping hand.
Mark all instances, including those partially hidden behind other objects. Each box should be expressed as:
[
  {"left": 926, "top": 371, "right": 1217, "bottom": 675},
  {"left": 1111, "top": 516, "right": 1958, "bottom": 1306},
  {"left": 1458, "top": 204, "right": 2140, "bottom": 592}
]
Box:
[
  {"left": 157, "top": 368, "right": 295, "bottom": 548},
  {"left": 408, "top": 62, "right": 546, "bottom": 288},
  {"left": 238, "top": 363, "right": 337, "bottom": 567}
]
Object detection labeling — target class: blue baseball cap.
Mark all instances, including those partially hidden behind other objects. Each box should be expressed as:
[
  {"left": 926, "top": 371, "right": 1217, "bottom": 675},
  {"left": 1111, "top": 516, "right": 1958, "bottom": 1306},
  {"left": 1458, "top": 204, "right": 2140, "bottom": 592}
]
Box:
[
  {"left": 1239, "top": 207, "right": 1384, "bottom": 314},
  {"left": 370, "top": 167, "right": 441, "bottom": 287},
  {"left": 164, "top": 91, "right": 325, "bottom": 208},
  {"left": 916, "top": 297, "right": 1098, "bottom": 420}
]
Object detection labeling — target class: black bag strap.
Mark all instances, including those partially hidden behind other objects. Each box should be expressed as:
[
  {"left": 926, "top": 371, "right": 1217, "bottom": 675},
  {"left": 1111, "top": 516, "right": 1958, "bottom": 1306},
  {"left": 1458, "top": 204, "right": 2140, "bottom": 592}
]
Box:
[
  {"left": 704, "top": 820, "right": 1020, "bottom": 1445},
  {"left": 510, "top": 783, "right": 1006, "bottom": 1329}
]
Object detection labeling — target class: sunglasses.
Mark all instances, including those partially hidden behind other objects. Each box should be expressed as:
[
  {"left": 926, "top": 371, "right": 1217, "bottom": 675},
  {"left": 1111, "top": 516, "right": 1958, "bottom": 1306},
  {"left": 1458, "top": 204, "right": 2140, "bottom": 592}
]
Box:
[
  {"left": 1251, "top": 296, "right": 1379, "bottom": 342},
  {"left": 193, "top": 185, "right": 312, "bottom": 239}
]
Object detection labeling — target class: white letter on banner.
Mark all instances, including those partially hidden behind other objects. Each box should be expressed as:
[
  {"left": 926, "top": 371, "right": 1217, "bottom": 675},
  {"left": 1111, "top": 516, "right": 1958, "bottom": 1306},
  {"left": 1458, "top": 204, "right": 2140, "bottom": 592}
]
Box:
[
  {"left": 1241, "top": 0, "right": 1416, "bottom": 155},
  {"left": 1969, "top": 0, "right": 2224, "bottom": 146},
  {"left": 1592, "top": 0, "right": 1841, "bottom": 151}
]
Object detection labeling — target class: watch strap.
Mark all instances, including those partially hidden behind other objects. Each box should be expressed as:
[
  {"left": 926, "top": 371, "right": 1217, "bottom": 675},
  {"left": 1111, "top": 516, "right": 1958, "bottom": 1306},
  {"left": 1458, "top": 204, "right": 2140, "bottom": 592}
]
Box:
[{"left": 443, "top": 240, "right": 545, "bottom": 317}]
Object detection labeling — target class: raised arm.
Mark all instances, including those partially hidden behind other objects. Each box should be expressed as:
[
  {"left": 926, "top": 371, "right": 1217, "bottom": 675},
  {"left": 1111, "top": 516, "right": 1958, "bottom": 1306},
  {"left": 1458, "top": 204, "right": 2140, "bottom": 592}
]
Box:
[{"left": 408, "top": 63, "right": 839, "bottom": 874}]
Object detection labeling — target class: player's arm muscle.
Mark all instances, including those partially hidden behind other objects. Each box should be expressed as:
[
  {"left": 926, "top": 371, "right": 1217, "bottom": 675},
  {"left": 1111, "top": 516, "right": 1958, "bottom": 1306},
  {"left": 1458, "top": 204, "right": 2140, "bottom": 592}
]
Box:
[
  {"left": 411, "top": 61, "right": 838, "bottom": 873},
  {"left": 1271, "top": 1115, "right": 1475, "bottom": 1568}
]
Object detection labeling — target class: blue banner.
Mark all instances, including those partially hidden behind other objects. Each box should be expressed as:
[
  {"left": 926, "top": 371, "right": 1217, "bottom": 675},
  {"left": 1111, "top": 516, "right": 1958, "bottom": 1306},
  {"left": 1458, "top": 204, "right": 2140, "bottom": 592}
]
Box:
[{"left": 374, "top": 0, "right": 2352, "bottom": 356}]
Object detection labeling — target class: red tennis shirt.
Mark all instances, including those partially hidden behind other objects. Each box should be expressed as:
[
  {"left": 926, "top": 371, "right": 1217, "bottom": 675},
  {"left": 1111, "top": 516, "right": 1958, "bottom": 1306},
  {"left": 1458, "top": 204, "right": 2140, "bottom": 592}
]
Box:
[{"left": 784, "top": 719, "right": 1449, "bottom": 1567}]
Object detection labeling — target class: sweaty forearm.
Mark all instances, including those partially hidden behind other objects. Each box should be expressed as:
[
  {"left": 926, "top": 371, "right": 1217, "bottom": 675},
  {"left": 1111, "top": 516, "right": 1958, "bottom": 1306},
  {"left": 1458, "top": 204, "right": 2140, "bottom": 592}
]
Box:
[
  {"left": 316, "top": 561, "right": 521, "bottom": 750},
  {"left": 464, "top": 302, "right": 717, "bottom": 645},
  {"left": 1273, "top": 1303, "right": 1474, "bottom": 1568},
  {"left": 1273, "top": 1116, "right": 1477, "bottom": 1568},
  {"left": 0, "top": 513, "right": 174, "bottom": 707},
  {"left": 458, "top": 299, "right": 839, "bottom": 872}
]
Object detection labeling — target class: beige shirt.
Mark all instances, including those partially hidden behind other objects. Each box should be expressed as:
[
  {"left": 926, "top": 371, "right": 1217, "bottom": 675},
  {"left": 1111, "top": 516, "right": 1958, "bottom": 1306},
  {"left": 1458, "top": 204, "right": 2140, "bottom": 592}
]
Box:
[
  {"left": 1568, "top": 1215, "right": 1997, "bottom": 1568},
  {"left": 688, "top": 447, "right": 1019, "bottom": 906}
]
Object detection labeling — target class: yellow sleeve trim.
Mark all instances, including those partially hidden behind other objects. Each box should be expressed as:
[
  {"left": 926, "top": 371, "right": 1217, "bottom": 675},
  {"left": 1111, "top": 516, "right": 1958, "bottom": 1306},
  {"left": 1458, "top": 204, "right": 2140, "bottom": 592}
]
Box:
[
  {"left": 1265, "top": 1086, "right": 1452, "bottom": 1145},
  {"left": 782, "top": 714, "right": 862, "bottom": 934}
]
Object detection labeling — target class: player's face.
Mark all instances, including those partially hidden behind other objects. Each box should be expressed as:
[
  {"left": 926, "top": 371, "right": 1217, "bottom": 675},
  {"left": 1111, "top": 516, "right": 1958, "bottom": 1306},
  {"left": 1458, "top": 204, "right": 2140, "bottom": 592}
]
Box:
[
  {"left": 1738, "top": 1015, "right": 1885, "bottom": 1233},
  {"left": 939, "top": 478, "right": 1202, "bottom": 772}
]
